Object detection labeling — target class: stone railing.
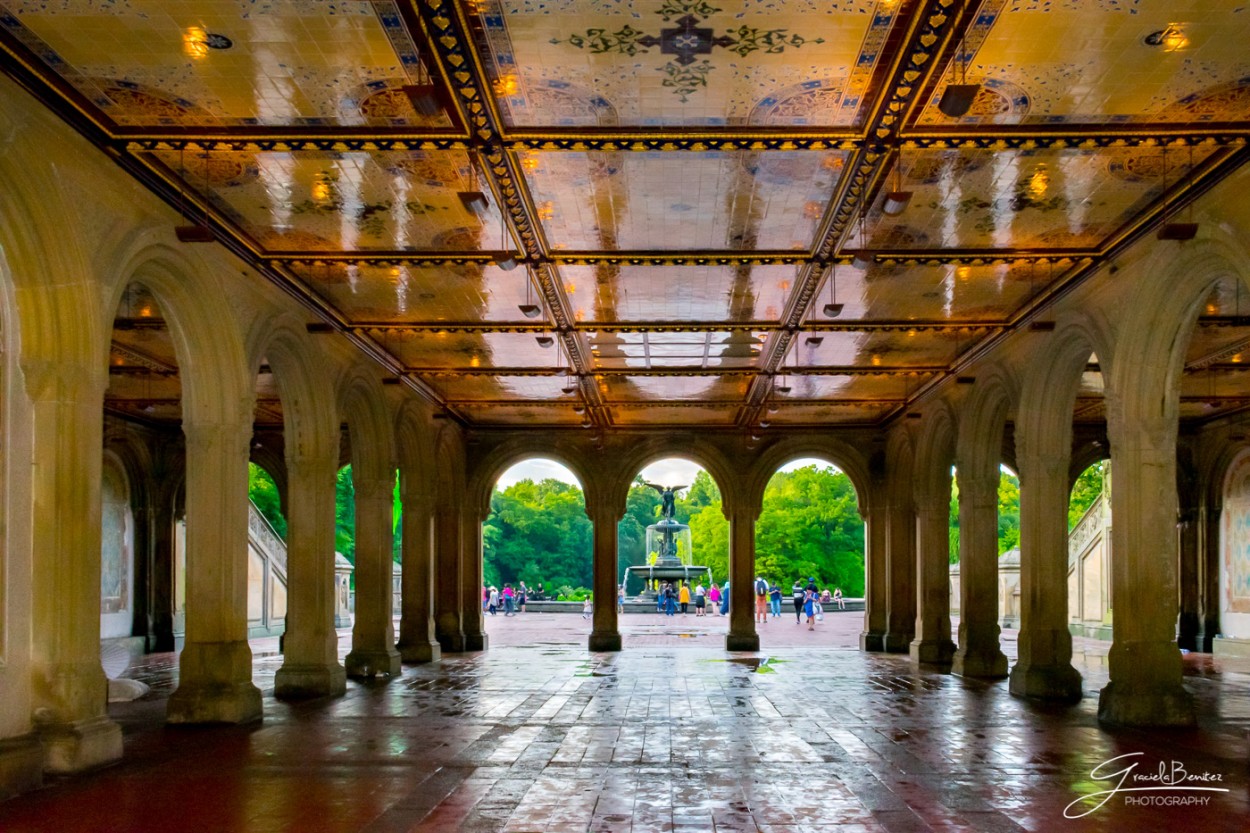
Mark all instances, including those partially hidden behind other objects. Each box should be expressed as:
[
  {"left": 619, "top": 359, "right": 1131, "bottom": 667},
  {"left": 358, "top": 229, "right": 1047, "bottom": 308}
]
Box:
[
  {"left": 1068, "top": 492, "right": 1106, "bottom": 565},
  {"left": 248, "top": 501, "right": 287, "bottom": 578}
]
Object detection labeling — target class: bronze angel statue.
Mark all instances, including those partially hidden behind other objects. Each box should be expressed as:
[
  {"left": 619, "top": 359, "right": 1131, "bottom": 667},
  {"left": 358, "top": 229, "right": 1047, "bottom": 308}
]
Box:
[{"left": 644, "top": 482, "right": 686, "bottom": 521}]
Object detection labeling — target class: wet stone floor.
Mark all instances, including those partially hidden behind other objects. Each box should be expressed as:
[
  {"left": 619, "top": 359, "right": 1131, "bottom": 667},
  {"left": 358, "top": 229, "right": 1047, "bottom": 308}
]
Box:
[{"left": 1, "top": 616, "right": 1248, "bottom": 832}]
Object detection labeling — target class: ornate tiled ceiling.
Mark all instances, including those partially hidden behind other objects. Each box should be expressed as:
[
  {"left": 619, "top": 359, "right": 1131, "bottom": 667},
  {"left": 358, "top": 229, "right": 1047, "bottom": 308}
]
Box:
[{"left": 6, "top": 0, "right": 1250, "bottom": 431}]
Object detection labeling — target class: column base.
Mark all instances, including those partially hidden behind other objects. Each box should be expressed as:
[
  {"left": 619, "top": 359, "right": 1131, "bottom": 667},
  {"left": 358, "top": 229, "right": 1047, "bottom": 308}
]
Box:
[
  {"left": 952, "top": 645, "right": 1009, "bottom": 679},
  {"left": 273, "top": 663, "right": 347, "bottom": 700},
  {"left": 344, "top": 647, "right": 402, "bottom": 679},
  {"left": 167, "top": 641, "right": 263, "bottom": 725},
  {"left": 726, "top": 632, "right": 760, "bottom": 652},
  {"left": 1098, "top": 680, "right": 1195, "bottom": 727},
  {"left": 860, "top": 631, "right": 885, "bottom": 652},
  {"left": 0, "top": 734, "right": 43, "bottom": 800},
  {"left": 909, "top": 638, "right": 955, "bottom": 669},
  {"left": 589, "top": 630, "right": 622, "bottom": 652},
  {"left": 397, "top": 640, "right": 441, "bottom": 664},
  {"left": 1009, "top": 662, "right": 1083, "bottom": 703},
  {"left": 437, "top": 632, "right": 465, "bottom": 653},
  {"left": 463, "top": 632, "right": 488, "bottom": 652},
  {"left": 37, "top": 716, "right": 121, "bottom": 775},
  {"left": 883, "top": 630, "right": 914, "bottom": 653}
]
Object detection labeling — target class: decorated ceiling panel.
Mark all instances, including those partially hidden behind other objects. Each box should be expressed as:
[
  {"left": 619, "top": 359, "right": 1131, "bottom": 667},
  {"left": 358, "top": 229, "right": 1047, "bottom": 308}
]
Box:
[
  {"left": 566, "top": 263, "right": 795, "bottom": 323},
  {"left": 917, "top": 0, "right": 1250, "bottom": 128},
  {"left": 150, "top": 149, "right": 507, "bottom": 253},
  {"left": 522, "top": 150, "right": 848, "bottom": 251},
  {"left": 0, "top": 0, "right": 449, "bottom": 128},
  {"left": 7, "top": 0, "right": 1248, "bottom": 430},
  {"left": 469, "top": 0, "right": 899, "bottom": 129}
]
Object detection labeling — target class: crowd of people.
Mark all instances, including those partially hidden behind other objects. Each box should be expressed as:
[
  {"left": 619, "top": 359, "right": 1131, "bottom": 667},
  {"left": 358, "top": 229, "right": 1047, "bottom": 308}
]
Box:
[{"left": 483, "top": 580, "right": 534, "bottom": 616}]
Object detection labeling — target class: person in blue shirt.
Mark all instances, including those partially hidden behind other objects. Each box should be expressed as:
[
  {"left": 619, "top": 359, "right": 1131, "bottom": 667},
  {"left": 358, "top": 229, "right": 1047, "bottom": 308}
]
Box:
[{"left": 768, "top": 583, "right": 782, "bottom": 619}]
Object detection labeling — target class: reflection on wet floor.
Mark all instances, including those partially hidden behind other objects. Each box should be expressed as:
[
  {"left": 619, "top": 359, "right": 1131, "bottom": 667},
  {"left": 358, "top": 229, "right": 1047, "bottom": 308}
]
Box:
[{"left": 1, "top": 621, "right": 1247, "bottom": 832}]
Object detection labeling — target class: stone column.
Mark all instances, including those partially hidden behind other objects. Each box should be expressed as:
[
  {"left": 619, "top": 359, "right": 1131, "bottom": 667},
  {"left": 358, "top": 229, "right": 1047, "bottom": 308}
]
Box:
[
  {"left": 884, "top": 482, "right": 916, "bottom": 653},
  {"left": 1176, "top": 497, "right": 1200, "bottom": 653},
  {"left": 1195, "top": 503, "right": 1218, "bottom": 653},
  {"left": 860, "top": 488, "right": 887, "bottom": 651},
  {"left": 588, "top": 502, "right": 623, "bottom": 652},
  {"left": 1098, "top": 423, "right": 1194, "bottom": 726},
  {"left": 434, "top": 507, "right": 465, "bottom": 653},
  {"left": 396, "top": 484, "right": 440, "bottom": 663},
  {"left": 344, "top": 474, "right": 401, "bottom": 677},
  {"left": 28, "top": 371, "right": 123, "bottom": 770},
  {"left": 274, "top": 454, "right": 346, "bottom": 698},
  {"left": 461, "top": 511, "right": 487, "bottom": 652},
  {"left": 951, "top": 474, "right": 1008, "bottom": 678},
  {"left": 726, "top": 505, "right": 759, "bottom": 651},
  {"left": 911, "top": 489, "right": 955, "bottom": 668},
  {"left": 1009, "top": 454, "right": 1082, "bottom": 701},
  {"left": 167, "top": 421, "right": 263, "bottom": 724}
]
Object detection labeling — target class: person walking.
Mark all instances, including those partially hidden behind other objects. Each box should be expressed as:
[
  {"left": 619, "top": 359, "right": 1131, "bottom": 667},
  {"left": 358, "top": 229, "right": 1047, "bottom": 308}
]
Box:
[
  {"left": 678, "top": 582, "right": 690, "bottom": 615},
  {"left": 618, "top": 584, "right": 625, "bottom": 615},
  {"left": 707, "top": 582, "right": 721, "bottom": 615},
  {"left": 502, "top": 583, "right": 516, "bottom": 616},
  {"left": 833, "top": 587, "right": 845, "bottom": 610},
  {"left": 694, "top": 582, "right": 706, "bottom": 616},
  {"left": 768, "top": 582, "right": 782, "bottom": 619},
  {"left": 792, "top": 580, "right": 804, "bottom": 624},
  {"left": 664, "top": 583, "right": 677, "bottom": 616},
  {"left": 719, "top": 581, "right": 730, "bottom": 616},
  {"left": 804, "top": 584, "right": 817, "bottom": 631},
  {"left": 518, "top": 581, "right": 528, "bottom": 613},
  {"left": 754, "top": 576, "right": 769, "bottom": 625},
  {"left": 582, "top": 595, "right": 593, "bottom": 619},
  {"left": 488, "top": 585, "right": 499, "bottom": 615}
]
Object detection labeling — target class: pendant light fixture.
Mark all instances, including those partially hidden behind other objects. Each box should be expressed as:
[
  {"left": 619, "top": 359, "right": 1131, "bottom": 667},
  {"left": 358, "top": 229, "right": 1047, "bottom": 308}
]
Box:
[
  {"left": 882, "top": 150, "right": 912, "bottom": 216},
  {"left": 822, "top": 262, "right": 844, "bottom": 317},
  {"left": 518, "top": 263, "right": 542, "bottom": 318},
  {"left": 851, "top": 210, "right": 873, "bottom": 270},
  {"left": 402, "top": 50, "right": 450, "bottom": 117},
  {"left": 458, "top": 150, "right": 490, "bottom": 217},
  {"left": 938, "top": 2, "right": 980, "bottom": 118}
]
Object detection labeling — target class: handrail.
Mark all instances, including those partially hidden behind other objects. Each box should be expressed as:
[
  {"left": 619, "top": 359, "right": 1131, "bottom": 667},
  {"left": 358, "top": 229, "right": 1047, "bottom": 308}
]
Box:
[{"left": 247, "top": 501, "right": 287, "bottom": 577}]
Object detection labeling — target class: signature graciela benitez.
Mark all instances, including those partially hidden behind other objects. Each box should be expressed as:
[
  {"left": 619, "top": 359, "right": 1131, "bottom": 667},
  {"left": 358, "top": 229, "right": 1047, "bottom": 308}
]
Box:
[{"left": 1064, "top": 752, "right": 1230, "bottom": 819}]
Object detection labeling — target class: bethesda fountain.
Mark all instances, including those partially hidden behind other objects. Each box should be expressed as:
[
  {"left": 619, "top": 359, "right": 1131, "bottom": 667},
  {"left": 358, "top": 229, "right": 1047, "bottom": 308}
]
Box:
[{"left": 624, "top": 483, "right": 712, "bottom": 599}]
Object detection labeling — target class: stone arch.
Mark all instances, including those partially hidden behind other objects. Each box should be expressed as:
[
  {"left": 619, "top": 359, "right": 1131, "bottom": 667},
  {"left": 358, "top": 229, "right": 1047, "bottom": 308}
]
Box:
[
  {"left": 612, "top": 437, "right": 741, "bottom": 518},
  {"left": 335, "top": 364, "right": 395, "bottom": 483},
  {"left": 914, "top": 400, "right": 957, "bottom": 504},
  {"left": 99, "top": 450, "right": 136, "bottom": 641},
  {"left": 395, "top": 400, "right": 437, "bottom": 499},
  {"left": 745, "top": 435, "right": 873, "bottom": 518},
  {"left": 246, "top": 313, "right": 338, "bottom": 467},
  {"left": 956, "top": 362, "right": 1018, "bottom": 479},
  {"left": 468, "top": 437, "right": 595, "bottom": 522}
]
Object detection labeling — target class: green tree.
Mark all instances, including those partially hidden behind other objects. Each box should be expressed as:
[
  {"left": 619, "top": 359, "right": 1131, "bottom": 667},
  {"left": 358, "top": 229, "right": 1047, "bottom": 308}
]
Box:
[
  {"left": 335, "top": 465, "right": 355, "bottom": 563},
  {"left": 482, "top": 478, "right": 593, "bottom": 591},
  {"left": 248, "top": 462, "right": 286, "bottom": 539},
  {"left": 998, "top": 471, "right": 1020, "bottom": 554},
  {"left": 1068, "top": 461, "right": 1106, "bottom": 529}
]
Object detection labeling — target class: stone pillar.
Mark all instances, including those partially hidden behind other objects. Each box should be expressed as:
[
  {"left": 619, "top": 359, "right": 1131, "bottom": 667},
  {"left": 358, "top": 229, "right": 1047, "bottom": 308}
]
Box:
[
  {"left": 434, "top": 507, "right": 465, "bottom": 653},
  {"left": 1176, "top": 496, "right": 1200, "bottom": 653},
  {"left": 884, "top": 478, "right": 916, "bottom": 653},
  {"left": 726, "top": 505, "right": 759, "bottom": 651},
  {"left": 461, "top": 511, "right": 487, "bottom": 652},
  {"left": 28, "top": 372, "right": 122, "bottom": 770},
  {"left": 860, "top": 489, "right": 887, "bottom": 651},
  {"left": 1098, "top": 424, "right": 1194, "bottom": 726},
  {"left": 344, "top": 474, "right": 401, "bottom": 678},
  {"left": 1195, "top": 502, "right": 1218, "bottom": 653},
  {"left": 274, "top": 455, "right": 346, "bottom": 698},
  {"left": 167, "top": 421, "right": 263, "bottom": 724},
  {"left": 1009, "top": 454, "right": 1082, "bottom": 701},
  {"left": 589, "top": 502, "right": 623, "bottom": 652},
  {"left": 911, "top": 489, "right": 955, "bottom": 668},
  {"left": 396, "top": 485, "right": 440, "bottom": 663},
  {"left": 951, "top": 474, "right": 1008, "bottom": 678}
]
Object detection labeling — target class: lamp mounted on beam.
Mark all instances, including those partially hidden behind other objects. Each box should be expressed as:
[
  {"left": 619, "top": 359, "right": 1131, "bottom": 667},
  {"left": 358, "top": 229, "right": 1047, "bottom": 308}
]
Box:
[
  {"left": 402, "top": 51, "right": 451, "bottom": 117},
  {"left": 938, "top": 3, "right": 980, "bottom": 118},
  {"left": 518, "top": 263, "right": 542, "bottom": 318},
  {"left": 882, "top": 150, "right": 912, "bottom": 216},
  {"left": 457, "top": 150, "right": 490, "bottom": 217},
  {"left": 822, "top": 263, "right": 844, "bottom": 318}
]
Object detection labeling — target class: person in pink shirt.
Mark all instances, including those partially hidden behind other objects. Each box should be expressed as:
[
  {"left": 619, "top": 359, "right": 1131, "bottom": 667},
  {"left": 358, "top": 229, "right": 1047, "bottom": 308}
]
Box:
[
  {"left": 501, "top": 584, "right": 516, "bottom": 616},
  {"left": 707, "top": 582, "right": 721, "bottom": 615}
]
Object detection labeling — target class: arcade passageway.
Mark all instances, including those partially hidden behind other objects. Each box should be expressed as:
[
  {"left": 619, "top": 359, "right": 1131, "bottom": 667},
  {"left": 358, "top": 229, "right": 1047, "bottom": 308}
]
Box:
[{"left": 1, "top": 614, "right": 1246, "bottom": 833}]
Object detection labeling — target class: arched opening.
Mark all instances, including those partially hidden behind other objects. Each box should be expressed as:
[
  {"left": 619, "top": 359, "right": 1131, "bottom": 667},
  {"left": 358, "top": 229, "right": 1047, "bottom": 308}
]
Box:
[
  {"left": 481, "top": 457, "right": 589, "bottom": 645},
  {"left": 618, "top": 457, "right": 727, "bottom": 644},
  {"left": 99, "top": 457, "right": 135, "bottom": 643},
  {"left": 1067, "top": 459, "right": 1111, "bottom": 641},
  {"left": 754, "top": 457, "right": 865, "bottom": 645},
  {"left": 332, "top": 462, "right": 403, "bottom": 632},
  {"left": 948, "top": 465, "right": 1022, "bottom": 633}
]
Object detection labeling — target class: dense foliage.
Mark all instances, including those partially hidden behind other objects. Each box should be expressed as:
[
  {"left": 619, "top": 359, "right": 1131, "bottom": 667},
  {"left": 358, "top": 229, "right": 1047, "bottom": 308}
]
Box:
[
  {"left": 248, "top": 463, "right": 286, "bottom": 538},
  {"left": 482, "top": 478, "right": 593, "bottom": 589},
  {"left": 1068, "top": 461, "right": 1106, "bottom": 529}
]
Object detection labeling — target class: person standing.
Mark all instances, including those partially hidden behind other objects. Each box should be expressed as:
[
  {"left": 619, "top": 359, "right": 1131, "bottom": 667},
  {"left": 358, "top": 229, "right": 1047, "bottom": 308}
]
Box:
[
  {"left": 618, "top": 584, "right": 625, "bottom": 614},
  {"left": 754, "top": 576, "right": 769, "bottom": 624},
  {"left": 804, "top": 584, "right": 817, "bottom": 631},
  {"left": 694, "top": 582, "right": 706, "bottom": 616},
  {"left": 488, "top": 585, "right": 499, "bottom": 616},
  {"left": 719, "top": 581, "right": 730, "bottom": 616},
  {"left": 664, "top": 583, "right": 677, "bottom": 616},
  {"left": 518, "top": 581, "right": 528, "bottom": 613},
  {"left": 707, "top": 582, "right": 721, "bottom": 615},
  {"left": 482, "top": 585, "right": 488, "bottom": 611},
  {"left": 502, "top": 583, "right": 516, "bottom": 616},
  {"left": 768, "top": 582, "right": 782, "bottom": 619},
  {"left": 678, "top": 582, "right": 690, "bottom": 615},
  {"left": 582, "top": 595, "right": 593, "bottom": 619},
  {"left": 792, "top": 580, "right": 804, "bottom": 624}
]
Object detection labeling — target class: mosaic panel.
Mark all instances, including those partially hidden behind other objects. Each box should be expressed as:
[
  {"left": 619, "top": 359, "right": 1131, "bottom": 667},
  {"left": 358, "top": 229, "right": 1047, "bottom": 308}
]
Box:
[
  {"left": 454, "top": 403, "right": 587, "bottom": 425},
  {"left": 292, "top": 262, "right": 536, "bottom": 323},
  {"left": 522, "top": 150, "right": 848, "bottom": 251},
  {"left": 791, "top": 329, "right": 972, "bottom": 368},
  {"left": 419, "top": 374, "right": 579, "bottom": 401},
  {"left": 610, "top": 404, "right": 739, "bottom": 426},
  {"left": 805, "top": 262, "right": 1051, "bottom": 323},
  {"left": 469, "top": 0, "right": 897, "bottom": 128},
  {"left": 918, "top": 0, "right": 1250, "bottom": 126},
  {"left": 601, "top": 374, "right": 750, "bottom": 402},
  {"left": 589, "top": 330, "right": 768, "bottom": 370},
  {"left": 563, "top": 263, "right": 796, "bottom": 323},
  {"left": 393, "top": 331, "right": 567, "bottom": 370},
  {"left": 150, "top": 149, "right": 508, "bottom": 252},
  {"left": 0, "top": 1, "right": 451, "bottom": 127},
  {"left": 862, "top": 146, "right": 1216, "bottom": 251},
  {"left": 772, "top": 373, "right": 934, "bottom": 401},
  {"left": 767, "top": 402, "right": 896, "bottom": 423}
]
